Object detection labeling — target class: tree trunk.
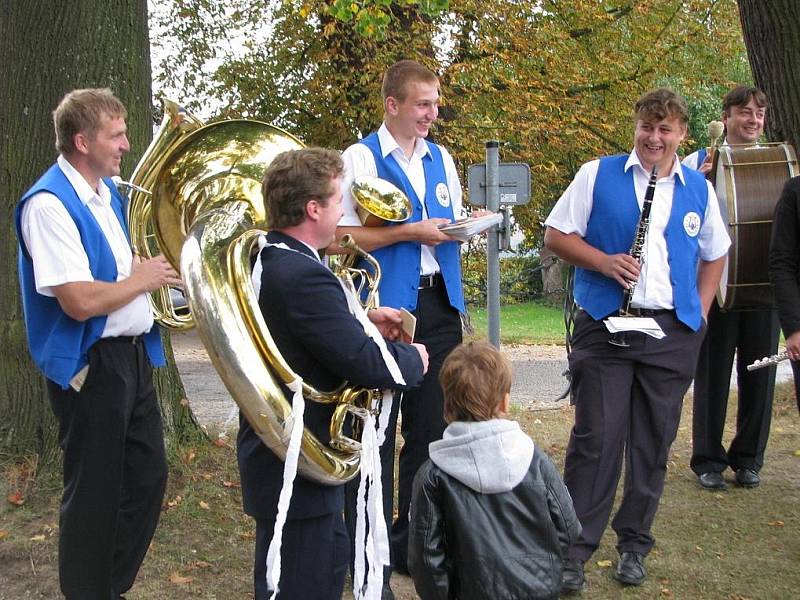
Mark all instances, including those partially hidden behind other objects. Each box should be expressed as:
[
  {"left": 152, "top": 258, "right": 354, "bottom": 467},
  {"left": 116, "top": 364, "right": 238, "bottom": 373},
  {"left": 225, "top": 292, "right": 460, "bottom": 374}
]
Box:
[
  {"left": 0, "top": 0, "right": 200, "bottom": 464},
  {"left": 737, "top": 0, "right": 800, "bottom": 150}
]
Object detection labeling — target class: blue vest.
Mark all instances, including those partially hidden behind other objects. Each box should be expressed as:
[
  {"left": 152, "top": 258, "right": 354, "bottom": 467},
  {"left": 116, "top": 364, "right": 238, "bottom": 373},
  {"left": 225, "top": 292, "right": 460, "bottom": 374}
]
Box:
[
  {"left": 359, "top": 133, "right": 465, "bottom": 312},
  {"left": 15, "top": 163, "right": 165, "bottom": 388},
  {"left": 573, "top": 155, "right": 709, "bottom": 331},
  {"left": 694, "top": 148, "right": 707, "bottom": 169}
]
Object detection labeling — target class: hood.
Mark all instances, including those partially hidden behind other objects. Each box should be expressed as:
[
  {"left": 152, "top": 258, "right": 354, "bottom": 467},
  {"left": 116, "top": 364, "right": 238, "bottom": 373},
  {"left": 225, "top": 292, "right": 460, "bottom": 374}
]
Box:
[{"left": 429, "top": 419, "right": 534, "bottom": 494}]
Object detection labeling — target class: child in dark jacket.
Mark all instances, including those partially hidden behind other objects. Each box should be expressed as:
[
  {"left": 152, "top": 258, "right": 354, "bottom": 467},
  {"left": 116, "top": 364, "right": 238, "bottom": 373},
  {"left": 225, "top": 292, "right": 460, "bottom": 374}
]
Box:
[{"left": 408, "top": 341, "right": 581, "bottom": 600}]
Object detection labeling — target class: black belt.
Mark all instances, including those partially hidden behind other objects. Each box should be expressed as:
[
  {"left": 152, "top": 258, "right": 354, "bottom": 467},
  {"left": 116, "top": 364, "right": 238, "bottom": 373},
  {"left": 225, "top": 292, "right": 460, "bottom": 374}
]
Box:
[
  {"left": 419, "top": 273, "right": 442, "bottom": 289},
  {"left": 624, "top": 308, "right": 672, "bottom": 317},
  {"left": 99, "top": 335, "right": 143, "bottom": 345}
]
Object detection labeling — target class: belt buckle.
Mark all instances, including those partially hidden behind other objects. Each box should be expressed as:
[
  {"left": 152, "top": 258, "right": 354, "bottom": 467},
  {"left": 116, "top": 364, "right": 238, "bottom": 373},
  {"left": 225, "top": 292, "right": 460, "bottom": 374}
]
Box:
[{"left": 419, "top": 273, "right": 437, "bottom": 289}]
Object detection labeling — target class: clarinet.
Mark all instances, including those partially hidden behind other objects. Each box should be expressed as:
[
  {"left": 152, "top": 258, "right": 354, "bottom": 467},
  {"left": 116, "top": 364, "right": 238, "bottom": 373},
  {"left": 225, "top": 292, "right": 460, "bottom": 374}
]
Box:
[
  {"left": 747, "top": 350, "right": 790, "bottom": 371},
  {"left": 609, "top": 165, "right": 659, "bottom": 347}
]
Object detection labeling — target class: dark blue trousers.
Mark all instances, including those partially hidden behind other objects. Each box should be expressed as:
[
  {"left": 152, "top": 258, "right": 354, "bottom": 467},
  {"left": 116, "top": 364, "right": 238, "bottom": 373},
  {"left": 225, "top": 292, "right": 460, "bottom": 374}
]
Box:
[
  {"left": 254, "top": 512, "right": 349, "bottom": 600},
  {"left": 564, "top": 311, "right": 705, "bottom": 561}
]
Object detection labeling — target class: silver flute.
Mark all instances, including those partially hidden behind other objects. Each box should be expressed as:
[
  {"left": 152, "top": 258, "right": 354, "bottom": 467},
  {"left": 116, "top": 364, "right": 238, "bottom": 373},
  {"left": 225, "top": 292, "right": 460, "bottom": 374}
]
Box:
[{"left": 747, "top": 350, "right": 790, "bottom": 371}]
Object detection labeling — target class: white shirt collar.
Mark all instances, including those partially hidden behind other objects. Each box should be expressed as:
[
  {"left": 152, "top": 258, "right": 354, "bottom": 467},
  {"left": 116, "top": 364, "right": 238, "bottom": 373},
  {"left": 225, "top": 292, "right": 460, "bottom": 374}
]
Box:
[
  {"left": 625, "top": 149, "right": 685, "bottom": 185},
  {"left": 57, "top": 154, "right": 112, "bottom": 206},
  {"left": 377, "top": 122, "right": 431, "bottom": 161}
]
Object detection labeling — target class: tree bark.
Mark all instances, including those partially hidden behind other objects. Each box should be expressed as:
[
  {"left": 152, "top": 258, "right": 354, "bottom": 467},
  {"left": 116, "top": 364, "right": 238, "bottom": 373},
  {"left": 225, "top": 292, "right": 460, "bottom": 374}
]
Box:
[
  {"left": 737, "top": 0, "right": 800, "bottom": 150},
  {"left": 0, "top": 0, "right": 199, "bottom": 463}
]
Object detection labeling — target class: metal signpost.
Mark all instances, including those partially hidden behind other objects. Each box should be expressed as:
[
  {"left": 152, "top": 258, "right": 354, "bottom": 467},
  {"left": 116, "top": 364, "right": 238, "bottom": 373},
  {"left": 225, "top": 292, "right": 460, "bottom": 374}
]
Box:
[{"left": 467, "top": 142, "right": 531, "bottom": 348}]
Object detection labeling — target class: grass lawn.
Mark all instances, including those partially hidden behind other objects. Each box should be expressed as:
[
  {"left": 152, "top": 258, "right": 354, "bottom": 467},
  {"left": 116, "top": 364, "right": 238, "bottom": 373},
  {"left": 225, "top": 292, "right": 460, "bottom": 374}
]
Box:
[
  {"left": 467, "top": 301, "right": 566, "bottom": 345},
  {"left": 2, "top": 380, "right": 798, "bottom": 599}
]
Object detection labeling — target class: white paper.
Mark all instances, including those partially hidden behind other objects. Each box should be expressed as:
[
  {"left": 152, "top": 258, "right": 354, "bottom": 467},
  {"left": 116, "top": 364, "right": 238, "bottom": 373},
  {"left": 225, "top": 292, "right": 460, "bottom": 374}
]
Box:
[
  {"left": 604, "top": 316, "right": 666, "bottom": 339},
  {"left": 438, "top": 213, "right": 503, "bottom": 242}
]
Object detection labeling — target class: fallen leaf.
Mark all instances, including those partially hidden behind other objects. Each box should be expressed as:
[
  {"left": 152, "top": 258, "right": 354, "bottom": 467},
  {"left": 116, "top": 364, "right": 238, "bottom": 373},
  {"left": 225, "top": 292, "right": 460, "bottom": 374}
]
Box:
[
  {"left": 597, "top": 559, "right": 613, "bottom": 568},
  {"left": 212, "top": 438, "right": 228, "bottom": 448},
  {"left": 793, "top": 449, "right": 800, "bottom": 457},
  {"left": 30, "top": 534, "right": 46, "bottom": 542},
  {"left": 180, "top": 398, "right": 190, "bottom": 407},
  {"left": 7, "top": 491, "right": 25, "bottom": 506},
  {"left": 185, "top": 451, "right": 196, "bottom": 463},
  {"left": 0, "top": 531, "right": 9, "bottom": 540},
  {"left": 768, "top": 520, "right": 785, "bottom": 527},
  {"left": 199, "top": 501, "right": 210, "bottom": 510},
  {"left": 194, "top": 560, "right": 212, "bottom": 569},
  {"left": 222, "top": 480, "right": 239, "bottom": 488},
  {"left": 169, "top": 572, "right": 193, "bottom": 585},
  {"left": 166, "top": 495, "right": 183, "bottom": 508}
]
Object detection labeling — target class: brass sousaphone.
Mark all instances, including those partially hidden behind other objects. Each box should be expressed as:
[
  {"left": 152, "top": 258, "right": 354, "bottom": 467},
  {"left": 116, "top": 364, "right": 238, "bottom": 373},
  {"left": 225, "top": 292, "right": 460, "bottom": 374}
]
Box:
[{"left": 128, "top": 101, "right": 383, "bottom": 484}]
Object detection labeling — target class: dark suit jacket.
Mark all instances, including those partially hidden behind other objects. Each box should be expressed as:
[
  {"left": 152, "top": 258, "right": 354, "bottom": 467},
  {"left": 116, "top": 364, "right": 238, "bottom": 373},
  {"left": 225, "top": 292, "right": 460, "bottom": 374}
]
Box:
[
  {"left": 770, "top": 176, "right": 800, "bottom": 338},
  {"left": 237, "top": 230, "right": 425, "bottom": 520}
]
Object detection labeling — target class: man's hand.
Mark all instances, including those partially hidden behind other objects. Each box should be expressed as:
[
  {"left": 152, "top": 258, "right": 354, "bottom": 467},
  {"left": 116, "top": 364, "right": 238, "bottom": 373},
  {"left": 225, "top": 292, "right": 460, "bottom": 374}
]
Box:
[
  {"left": 411, "top": 342, "right": 429, "bottom": 374},
  {"left": 597, "top": 253, "right": 641, "bottom": 289},
  {"left": 786, "top": 331, "right": 800, "bottom": 361},
  {"left": 131, "top": 254, "right": 182, "bottom": 292},
  {"left": 470, "top": 209, "right": 493, "bottom": 219},
  {"left": 368, "top": 307, "right": 403, "bottom": 341},
  {"left": 697, "top": 153, "right": 713, "bottom": 175},
  {"left": 411, "top": 218, "right": 455, "bottom": 245}
]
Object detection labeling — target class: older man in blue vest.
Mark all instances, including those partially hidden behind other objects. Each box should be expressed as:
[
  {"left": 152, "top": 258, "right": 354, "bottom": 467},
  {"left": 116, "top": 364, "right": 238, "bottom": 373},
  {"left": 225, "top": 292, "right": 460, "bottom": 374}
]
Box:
[
  {"left": 544, "top": 89, "right": 730, "bottom": 592},
  {"left": 15, "top": 88, "right": 180, "bottom": 599},
  {"left": 336, "top": 60, "right": 465, "bottom": 596}
]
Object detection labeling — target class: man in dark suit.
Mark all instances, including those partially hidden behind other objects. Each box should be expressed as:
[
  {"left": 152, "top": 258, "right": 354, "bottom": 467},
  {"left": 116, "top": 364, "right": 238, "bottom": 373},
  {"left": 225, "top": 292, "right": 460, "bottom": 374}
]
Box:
[{"left": 237, "top": 147, "right": 428, "bottom": 600}]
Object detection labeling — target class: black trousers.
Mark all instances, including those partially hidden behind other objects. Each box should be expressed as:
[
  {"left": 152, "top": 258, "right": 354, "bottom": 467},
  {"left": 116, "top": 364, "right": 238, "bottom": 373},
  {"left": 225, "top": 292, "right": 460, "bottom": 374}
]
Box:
[
  {"left": 564, "top": 311, "right": 704, "bottom": 561},
  {"left": 792, "top": 360, "right": 800, "bottom": 415},
  {"left": 345, "top": 280, "right": 462, "bottom": 576},
  {"left": 47, "top": 337, "right": 167, "bottom": 600},
  {"left": 254, "top": 512, "right": 349, "bottom": 600},
  {"left": 691, "top": 303, "right": 780, "bottom": 475}
]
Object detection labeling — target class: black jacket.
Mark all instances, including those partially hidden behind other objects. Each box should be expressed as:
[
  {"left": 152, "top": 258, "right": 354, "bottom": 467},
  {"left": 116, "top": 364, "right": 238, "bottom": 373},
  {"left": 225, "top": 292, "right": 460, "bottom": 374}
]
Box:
[
  {"left": 408, "top": 444, "right": 581, "bottom": 600},
  {"left": 237, "top": 231, "right": 424, "bottom": 520},
  {"left": 769, "top": 176, "right": 800, "bottom": 338}
]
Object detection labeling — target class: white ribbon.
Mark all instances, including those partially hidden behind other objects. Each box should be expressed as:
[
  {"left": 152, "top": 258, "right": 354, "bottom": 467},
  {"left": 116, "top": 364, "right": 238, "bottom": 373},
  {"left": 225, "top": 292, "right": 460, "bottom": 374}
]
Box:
[{"left": 265, "top": 377, "right": 305, "bottom": 599}]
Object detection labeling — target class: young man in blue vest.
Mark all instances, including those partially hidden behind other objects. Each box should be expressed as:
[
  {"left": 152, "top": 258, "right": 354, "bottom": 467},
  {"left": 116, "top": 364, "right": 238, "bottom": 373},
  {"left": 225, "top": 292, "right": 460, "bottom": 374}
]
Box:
[
  {"left": 683, "top": 86, "right": 780, "bottom": 491},
  {"left": 15, "top": 89, "right": 181, "bottom": 599},
  {"left": 336, "top": 60, "right": 465, "bottom": 597},
  {"left": 544, "top": 89, "right": 730, "bottom": 592}
]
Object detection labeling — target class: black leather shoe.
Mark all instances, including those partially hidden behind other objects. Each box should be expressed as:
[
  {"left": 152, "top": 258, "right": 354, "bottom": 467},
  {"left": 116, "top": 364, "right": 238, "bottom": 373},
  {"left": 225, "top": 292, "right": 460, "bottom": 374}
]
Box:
[
  {"left": 561, "top": 558, "right": 585, "bottom": 594},
  {"left": 735, "top": 468, "right": 760, "bottom": 488},
  {"left": 614, "top": 551, "right": 646, "bottom": 586},
  {"left": 698, "top": 471, "right": 727, "bottom": 490}
]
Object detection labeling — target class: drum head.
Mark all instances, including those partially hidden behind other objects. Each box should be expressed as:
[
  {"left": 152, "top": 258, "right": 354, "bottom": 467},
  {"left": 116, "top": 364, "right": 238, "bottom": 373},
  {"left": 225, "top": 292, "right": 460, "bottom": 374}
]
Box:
[{"left": 714, "top": 143, "right": 798, "bottom": 310}]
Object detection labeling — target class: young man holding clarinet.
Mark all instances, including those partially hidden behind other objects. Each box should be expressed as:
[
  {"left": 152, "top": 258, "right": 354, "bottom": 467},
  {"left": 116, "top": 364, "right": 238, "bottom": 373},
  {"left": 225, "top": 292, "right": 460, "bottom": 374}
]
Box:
[{"left": 544, "top": 88, "right": 730, "bottom": 593}]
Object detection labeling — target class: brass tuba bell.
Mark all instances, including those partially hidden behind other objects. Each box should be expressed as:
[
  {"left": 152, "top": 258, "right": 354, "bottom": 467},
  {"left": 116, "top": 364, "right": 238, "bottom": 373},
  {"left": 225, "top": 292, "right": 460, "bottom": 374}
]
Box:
[{"left": 128, "top": 100, "right": 383, "bottom": 484}]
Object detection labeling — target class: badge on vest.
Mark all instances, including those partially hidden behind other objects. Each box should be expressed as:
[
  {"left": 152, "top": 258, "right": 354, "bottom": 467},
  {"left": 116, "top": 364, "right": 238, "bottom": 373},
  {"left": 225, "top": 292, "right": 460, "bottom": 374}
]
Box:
[
  {"left": 683, "top": 212, "right": 701, "bottom": 237},
  {"left": 435, "top": 183, "right": 451, "bottom": 208}
]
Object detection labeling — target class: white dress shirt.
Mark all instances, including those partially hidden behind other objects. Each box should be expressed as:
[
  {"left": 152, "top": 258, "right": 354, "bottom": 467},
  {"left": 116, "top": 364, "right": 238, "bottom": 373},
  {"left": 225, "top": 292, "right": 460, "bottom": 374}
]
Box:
[
  {"left": 339, "top": 123, "right": 464, "bottom": 276},
  {"left": 545, "top": 150, "right": 731, "bottom": 309},
  {"left": 20, "top": 155, "right": 154, "bottom": 336}
]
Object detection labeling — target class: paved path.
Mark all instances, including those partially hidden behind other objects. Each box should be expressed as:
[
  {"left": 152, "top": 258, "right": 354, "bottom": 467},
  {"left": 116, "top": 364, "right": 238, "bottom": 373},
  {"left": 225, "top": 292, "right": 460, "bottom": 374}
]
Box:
[{"left": 171, "top": 329, "right": 793, "bottom": 426}]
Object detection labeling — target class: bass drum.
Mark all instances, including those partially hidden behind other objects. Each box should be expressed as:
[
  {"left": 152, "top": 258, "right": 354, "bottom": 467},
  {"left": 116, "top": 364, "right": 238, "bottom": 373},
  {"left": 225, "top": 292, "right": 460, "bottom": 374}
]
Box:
[{"left": 713, "top": 143, "right": 798, "bottom": 310}]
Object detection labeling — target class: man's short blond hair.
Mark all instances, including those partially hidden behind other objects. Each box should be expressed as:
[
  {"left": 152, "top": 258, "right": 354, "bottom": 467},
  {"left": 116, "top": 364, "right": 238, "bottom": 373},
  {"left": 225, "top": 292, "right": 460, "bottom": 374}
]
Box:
[
  {"left": 439, "top": 341, "right": 513, "bottom": 423},
  {"left": 53, "top": 88, "right": 127, "bottom": 155},
  {"left": 381, "top": 60, "right": 439, "bottom": 102}
]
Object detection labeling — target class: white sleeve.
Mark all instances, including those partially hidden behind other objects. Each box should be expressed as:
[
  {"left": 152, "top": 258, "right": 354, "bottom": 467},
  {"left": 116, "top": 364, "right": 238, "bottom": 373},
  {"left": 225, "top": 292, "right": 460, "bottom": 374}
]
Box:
[
  {"left": 682, "top": 151, "right": 700, "bottom": 170},
  {"left": 439, "top": 145, "right": 465, "bottom": 219},
  {"left": 339, "top": 143, "right": 378, "bottom": 227},
  {"left": 698, "top": 180, "right": 732, "bottom": 261},
  {"left": 543, "top": 160, "right": 600, "bottom": 237},
  {"left": 20, "top": 193, "right": 94, "bottom": 296}
]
